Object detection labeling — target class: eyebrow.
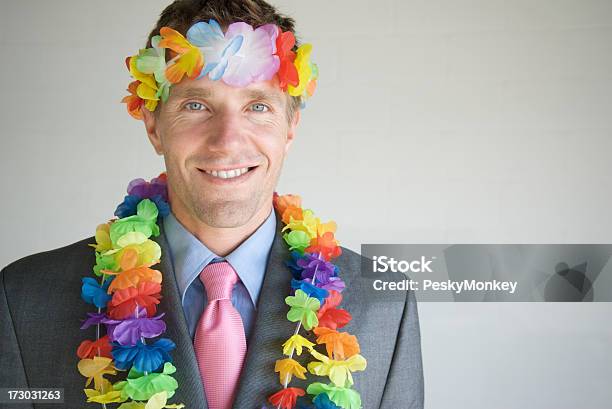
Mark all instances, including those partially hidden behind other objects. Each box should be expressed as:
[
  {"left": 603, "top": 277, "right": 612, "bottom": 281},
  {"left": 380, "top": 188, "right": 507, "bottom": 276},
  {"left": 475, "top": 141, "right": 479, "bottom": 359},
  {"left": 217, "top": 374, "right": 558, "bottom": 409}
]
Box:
[
  {"left": 171, "top": 87, "right": 213, "bottom": 99},
  {"left": 170, "top": 86, "right": 284, "bottom": 106},
  {"left": 243, "top": 89, "right": 284, "bottom": 106}
]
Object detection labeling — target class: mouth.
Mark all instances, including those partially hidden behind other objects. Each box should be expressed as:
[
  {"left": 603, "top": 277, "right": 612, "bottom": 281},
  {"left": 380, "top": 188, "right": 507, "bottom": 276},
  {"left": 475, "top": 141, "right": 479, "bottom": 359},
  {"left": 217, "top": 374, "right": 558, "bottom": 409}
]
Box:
[{"left": 196, "top": 165, "right": 258, "bottom": 183}]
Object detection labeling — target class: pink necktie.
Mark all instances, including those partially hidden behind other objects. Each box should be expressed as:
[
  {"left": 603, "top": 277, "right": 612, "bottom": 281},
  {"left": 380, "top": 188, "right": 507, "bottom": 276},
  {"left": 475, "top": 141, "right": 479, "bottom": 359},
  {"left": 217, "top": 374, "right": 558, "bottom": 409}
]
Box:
[{"left": 194, "top": 261, "right": 247, "bottom": 409}]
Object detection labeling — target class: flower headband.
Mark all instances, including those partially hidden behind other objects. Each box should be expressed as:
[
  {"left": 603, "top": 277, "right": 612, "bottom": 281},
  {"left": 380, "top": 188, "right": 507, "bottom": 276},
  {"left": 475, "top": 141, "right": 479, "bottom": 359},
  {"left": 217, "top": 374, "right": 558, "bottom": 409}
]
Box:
[{"left": 122, "top": 19, "right": 318, "bottom": 119}]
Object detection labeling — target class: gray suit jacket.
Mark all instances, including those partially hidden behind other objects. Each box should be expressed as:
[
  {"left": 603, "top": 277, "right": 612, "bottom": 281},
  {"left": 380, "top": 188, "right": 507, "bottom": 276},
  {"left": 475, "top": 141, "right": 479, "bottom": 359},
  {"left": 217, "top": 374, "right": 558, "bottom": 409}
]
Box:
[{"left": 1, "top": 209, "right": 424, "bottom": 408}]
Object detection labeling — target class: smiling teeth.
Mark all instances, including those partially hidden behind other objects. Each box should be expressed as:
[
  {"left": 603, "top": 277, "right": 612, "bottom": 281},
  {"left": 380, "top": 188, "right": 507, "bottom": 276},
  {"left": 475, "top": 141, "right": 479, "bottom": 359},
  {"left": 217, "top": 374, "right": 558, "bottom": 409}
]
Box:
[{"left": 203, "top": 167, "right": 249, "bottom": 179}]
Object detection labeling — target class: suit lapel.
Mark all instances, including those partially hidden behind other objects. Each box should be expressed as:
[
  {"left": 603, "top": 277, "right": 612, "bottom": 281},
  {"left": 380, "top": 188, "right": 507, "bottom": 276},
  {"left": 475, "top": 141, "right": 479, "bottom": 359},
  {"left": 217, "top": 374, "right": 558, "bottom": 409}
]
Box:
[
  {"left": 232, "top": 209, "right": 296, "bottom": 408},
  {"left": 155, "top": 225, "right": 208, "bottom": 409},
  {"left": 154, "top": 208, "right": 295, "bottom": 409}
]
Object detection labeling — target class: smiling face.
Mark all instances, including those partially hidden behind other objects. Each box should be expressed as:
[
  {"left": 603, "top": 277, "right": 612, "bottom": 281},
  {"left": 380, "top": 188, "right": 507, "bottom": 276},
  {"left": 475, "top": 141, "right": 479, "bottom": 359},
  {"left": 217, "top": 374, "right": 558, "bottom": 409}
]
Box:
[{"left": 142, "top": 75, "right": 300, "bottom": 228}]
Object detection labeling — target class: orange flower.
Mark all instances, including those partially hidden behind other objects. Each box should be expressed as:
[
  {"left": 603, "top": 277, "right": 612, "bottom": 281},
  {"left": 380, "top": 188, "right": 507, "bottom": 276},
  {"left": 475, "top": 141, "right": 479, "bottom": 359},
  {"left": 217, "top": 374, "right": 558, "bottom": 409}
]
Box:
[
  {"left": 282, "top": 205, "right": 303, "bottom": 225},
  {"left": 158, "top": 27, "right": 204, "bottom": 84},
  {"left": 273, "top": 193, "right": 302, "bottom": 215},
  {"left": 104, "top": 248, "right": 162, "bottom": 293},
  {"left": 105, "top": 265, "right": 162, "bottom": 294},
  {"left": 121, "top": 80, "right": 144, "bottom": 120},
  {"left": 313, "top": 327, "right": 360, "bottom": 360}
]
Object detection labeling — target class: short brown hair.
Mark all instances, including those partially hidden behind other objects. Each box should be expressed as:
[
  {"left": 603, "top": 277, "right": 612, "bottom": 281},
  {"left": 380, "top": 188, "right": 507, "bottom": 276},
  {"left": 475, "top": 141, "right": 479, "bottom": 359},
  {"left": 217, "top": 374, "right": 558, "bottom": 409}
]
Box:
[{"left": 146, "top": 0, "right": 302, "bottom": 121}]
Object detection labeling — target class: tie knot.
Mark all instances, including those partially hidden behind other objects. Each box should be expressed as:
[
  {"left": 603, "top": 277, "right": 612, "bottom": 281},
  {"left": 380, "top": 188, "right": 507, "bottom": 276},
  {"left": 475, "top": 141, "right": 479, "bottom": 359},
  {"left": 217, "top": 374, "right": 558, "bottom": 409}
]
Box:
[{"left": 199, "top": 261, "right": 239, "bottom": 301}]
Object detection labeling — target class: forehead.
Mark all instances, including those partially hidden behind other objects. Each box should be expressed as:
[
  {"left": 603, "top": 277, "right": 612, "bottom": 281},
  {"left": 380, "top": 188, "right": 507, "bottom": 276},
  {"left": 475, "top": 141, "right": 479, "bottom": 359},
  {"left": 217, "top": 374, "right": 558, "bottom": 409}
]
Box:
[{"left": 168, "top": 76, "right": 285, "bottom": 105}]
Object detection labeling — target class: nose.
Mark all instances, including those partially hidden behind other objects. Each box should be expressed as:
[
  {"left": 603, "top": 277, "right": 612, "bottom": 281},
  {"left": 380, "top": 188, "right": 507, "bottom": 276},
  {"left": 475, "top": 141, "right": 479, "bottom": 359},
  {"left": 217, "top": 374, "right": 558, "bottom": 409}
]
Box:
[{"left": 206, "top": 109, "right": 247, "bottom": 153}]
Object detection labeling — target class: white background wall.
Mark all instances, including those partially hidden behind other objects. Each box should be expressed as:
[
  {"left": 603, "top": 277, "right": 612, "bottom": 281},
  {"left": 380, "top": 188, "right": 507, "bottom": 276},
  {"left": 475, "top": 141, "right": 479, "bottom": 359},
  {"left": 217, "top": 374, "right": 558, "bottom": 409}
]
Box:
[{"left": 1, "top": 1, "right": 611, "bottom": 408}]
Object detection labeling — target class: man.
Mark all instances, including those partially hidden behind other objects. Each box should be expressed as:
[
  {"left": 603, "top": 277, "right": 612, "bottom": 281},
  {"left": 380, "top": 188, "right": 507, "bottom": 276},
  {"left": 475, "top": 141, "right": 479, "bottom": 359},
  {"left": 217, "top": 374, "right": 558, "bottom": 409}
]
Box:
[{"left": 0, "top": 0, "right": 424, "bottom": 408}]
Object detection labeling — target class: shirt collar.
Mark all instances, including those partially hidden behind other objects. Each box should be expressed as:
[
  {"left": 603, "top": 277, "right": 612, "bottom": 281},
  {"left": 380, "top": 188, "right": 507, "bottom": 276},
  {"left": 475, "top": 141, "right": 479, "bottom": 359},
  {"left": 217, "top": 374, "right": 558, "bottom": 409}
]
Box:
[{"left": 161, "top": 208, "right": 277, "bottom": 306}]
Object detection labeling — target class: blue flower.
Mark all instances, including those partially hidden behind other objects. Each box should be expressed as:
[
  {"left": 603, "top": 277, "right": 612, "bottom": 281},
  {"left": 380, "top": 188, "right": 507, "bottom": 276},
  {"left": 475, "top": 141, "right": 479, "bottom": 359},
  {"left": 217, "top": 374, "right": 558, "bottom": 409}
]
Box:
[
  {"left": 150, "top": 195, "right": 170, "bottom": 218},
  {"left": 286, "top": 250, "right": 307, "bottom": 280},
  {"left": 313, "top": 393, "right": 340, "bottom": 409},
  {"left": 81, "top": 277, "right": 112, "bottom": 308},
  {"left": 186, "top": 19, "right": 243, "bottom": 81},
  {"left": 112, "top": 338, "right": 175, "bottom": 373},
  {"left": 291, "top": 279, "right": 329, "bottom": 303},
  {"left": 115, "top": 194, "right": 170, "bottom": 219},
  {"left": 114, "top": 194, "right": 140, "bottom": 218}
]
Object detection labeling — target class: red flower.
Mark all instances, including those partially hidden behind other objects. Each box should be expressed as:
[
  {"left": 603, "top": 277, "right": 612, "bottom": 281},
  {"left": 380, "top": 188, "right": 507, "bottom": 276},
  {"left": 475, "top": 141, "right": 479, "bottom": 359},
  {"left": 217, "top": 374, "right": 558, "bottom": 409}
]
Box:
[
  {"left": 317, "top": 290, "right": 352, "bottom": 330},
  {"left": 108, "top": 281, "right": 161, "bottom": 319},
  {"left": 76, "top": 335, "right": 113, "bottom": 359},
  {"left": 306, "top": 232, "right": 342, "bottom": 261},
  {"left": 275, "top": 29, "right": 299, "bottom": 91},
  {"left": 121, "top": 79, "right": 144, "bottom": 120},
  {"left": 268, "top": 387, "right": 305, "bottom": 409}
]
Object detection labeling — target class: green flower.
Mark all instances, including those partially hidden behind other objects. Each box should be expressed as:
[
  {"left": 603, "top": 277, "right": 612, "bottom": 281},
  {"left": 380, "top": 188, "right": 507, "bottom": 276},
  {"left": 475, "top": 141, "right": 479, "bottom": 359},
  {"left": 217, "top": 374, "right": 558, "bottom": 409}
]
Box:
[
  {"left": 285, "top": 289, "right": 320, "bottom": 330},
  {"left": 306, "top": 382, "right": 362, "bottom": 409},
  {"left": 283, "top": 230, "right": 311, "bottom": 253},
  {"left": 93, "top": 252, "right": 118, "bottom": 276},
  {"left": 110, "top": 199, "right": 160, "bottom": 246},
  {"left": 135, "top": 35, "right": 171, "bottom": 103},
  {"left": 113, "top": 362, "right": 178, "bottom": 401}
]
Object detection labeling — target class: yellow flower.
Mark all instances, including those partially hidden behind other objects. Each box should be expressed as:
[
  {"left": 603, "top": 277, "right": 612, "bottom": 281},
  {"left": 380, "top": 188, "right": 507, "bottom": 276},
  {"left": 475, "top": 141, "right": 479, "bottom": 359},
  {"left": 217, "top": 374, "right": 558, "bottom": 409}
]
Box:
[
  {"left": 89, "top": 223, "right": 112, "bottom": 252},
  {"left": 282, "top": 209, "right": 320, "bottom": 239},
  {"left": 77, "top": 356, "right": 117, "bottom": 392},
  {"left": 103, "top": 232, "right": 161, "bottom": 270},
  {"left": 144, "top": 391, "right": 186, "bottom": 409},
  {"left": 128, "top": 55, "right": 159, "bottom": 112},
  {"left": 84, "top": 377, "right": 126, "bottom": 404},
  {"left": 317, "top": 220, "right": 337, "bottom": 236},
  {"left": 115, "top": 392, "right": 185, "bottom": 409},
  {"left": 85, "top": 386, "right": 126, "bottom": 404},
  {"left": 274, "top": 358, "right": 307, "bottom": 384},
  {"left": 307, "top": 349, "right": 367, "bottom": 388},
  {"left": 288, "top": 43, "right": 314, "bottom": 97},
  {"left": 282, "top": 334, "right": 315, "bottom": 356}
]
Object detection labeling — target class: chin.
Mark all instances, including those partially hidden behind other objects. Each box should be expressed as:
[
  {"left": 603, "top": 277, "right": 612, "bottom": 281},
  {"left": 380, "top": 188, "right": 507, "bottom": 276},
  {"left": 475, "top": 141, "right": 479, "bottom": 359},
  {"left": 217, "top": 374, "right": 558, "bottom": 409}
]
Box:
[{"left": 195, "top": 197, "right": 260, "bottom": 228}]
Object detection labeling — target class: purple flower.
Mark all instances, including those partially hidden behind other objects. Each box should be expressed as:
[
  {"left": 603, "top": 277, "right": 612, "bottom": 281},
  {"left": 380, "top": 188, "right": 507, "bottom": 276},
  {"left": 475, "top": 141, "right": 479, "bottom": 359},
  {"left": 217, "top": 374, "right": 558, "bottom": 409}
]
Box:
[
  {"left": 80, "top": 312, "right": 108, "bottom": 329},
  {"left": 127, "top": 176, "right": 168, "bottom": 202},
  {"left": 307, "top": 276, "right": 346, "bottom": 293},
  {"left": 103, "top": 312, "right": 166, "bottom": 345},
  {"left": 221, "top": 22, "right": 280, "bottom": 87},
  {"left": 297, "top": 253, "right": 337, "bottom": 283}
]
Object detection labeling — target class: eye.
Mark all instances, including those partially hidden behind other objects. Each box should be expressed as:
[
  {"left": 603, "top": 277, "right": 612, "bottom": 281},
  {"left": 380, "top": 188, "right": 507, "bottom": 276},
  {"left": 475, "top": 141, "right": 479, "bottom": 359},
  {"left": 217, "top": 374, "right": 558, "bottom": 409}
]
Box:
[
  {"left": 184, "top": 101, "right": 206, "bottom": 111},
  {"left": 251, "top": 103, "right": 269, "bottom": 112}
]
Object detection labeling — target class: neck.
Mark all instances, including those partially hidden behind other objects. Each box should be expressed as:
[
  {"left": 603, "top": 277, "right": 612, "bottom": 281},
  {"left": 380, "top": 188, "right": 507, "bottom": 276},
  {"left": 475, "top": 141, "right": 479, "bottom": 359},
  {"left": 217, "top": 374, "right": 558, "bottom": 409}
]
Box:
[{"left": 169, "top": 196, "right": 273, "bottom": 257}]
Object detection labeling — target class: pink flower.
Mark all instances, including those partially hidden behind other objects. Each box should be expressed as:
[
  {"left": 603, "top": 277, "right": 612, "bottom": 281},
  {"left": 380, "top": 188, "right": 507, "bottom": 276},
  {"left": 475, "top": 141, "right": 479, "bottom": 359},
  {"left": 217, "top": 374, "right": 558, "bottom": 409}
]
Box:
[{"left": 222, "top": 22, "right": 280, "bottom": 87}]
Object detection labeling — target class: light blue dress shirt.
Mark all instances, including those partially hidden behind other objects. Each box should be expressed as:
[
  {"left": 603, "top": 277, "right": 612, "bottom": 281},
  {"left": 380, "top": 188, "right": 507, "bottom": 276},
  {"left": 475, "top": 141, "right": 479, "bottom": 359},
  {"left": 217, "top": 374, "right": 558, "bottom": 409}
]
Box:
[{"left": 161, "top": 208, "right": 276, "bottom": 342}]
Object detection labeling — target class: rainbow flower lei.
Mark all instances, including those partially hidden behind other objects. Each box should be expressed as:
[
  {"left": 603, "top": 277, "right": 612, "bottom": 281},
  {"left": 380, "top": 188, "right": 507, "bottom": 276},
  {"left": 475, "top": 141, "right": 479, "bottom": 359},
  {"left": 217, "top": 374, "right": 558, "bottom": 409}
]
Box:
[
  {"left": 267, "top": 195, "right": 367, "bottom": 409},
  {"left": 77, "top": 173, "right": 184, "bottom": 408},
  {"left": 121, "top": 19, "right": 318, "bottom": 120},
  {"left": 77, "top": 174, "right": 366, "bottom": 409}
]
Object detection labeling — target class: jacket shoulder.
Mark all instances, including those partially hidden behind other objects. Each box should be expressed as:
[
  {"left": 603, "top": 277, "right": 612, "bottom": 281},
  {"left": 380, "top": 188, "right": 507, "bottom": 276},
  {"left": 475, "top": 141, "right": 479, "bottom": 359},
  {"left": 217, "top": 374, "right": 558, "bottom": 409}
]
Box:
[
  {"left": 335, "top": 246, "right": 365, "bottom": 276},
  {"left": 2, "top": 236, "right": 96, "bottom": 284}
]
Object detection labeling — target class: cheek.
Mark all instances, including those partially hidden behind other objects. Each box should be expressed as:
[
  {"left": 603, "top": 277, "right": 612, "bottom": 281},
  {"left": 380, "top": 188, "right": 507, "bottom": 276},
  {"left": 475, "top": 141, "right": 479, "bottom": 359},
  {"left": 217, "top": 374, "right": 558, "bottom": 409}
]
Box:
[
  {"left": 160, "top": 119, "right": 203, "bottom": 153},
  {"left": 259, "top": 133, "right": 290, "bottom": 170}
]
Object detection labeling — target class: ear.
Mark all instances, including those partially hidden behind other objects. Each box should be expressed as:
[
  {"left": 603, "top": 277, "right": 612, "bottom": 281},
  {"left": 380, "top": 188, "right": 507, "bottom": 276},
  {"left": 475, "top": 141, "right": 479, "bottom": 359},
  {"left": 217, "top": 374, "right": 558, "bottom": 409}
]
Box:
[
  {"left": 284, "top": 109, "right": 301, "bottom": 154},
  {"left": 141, "top": 108, "right": 164, "bottom": 155}
]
